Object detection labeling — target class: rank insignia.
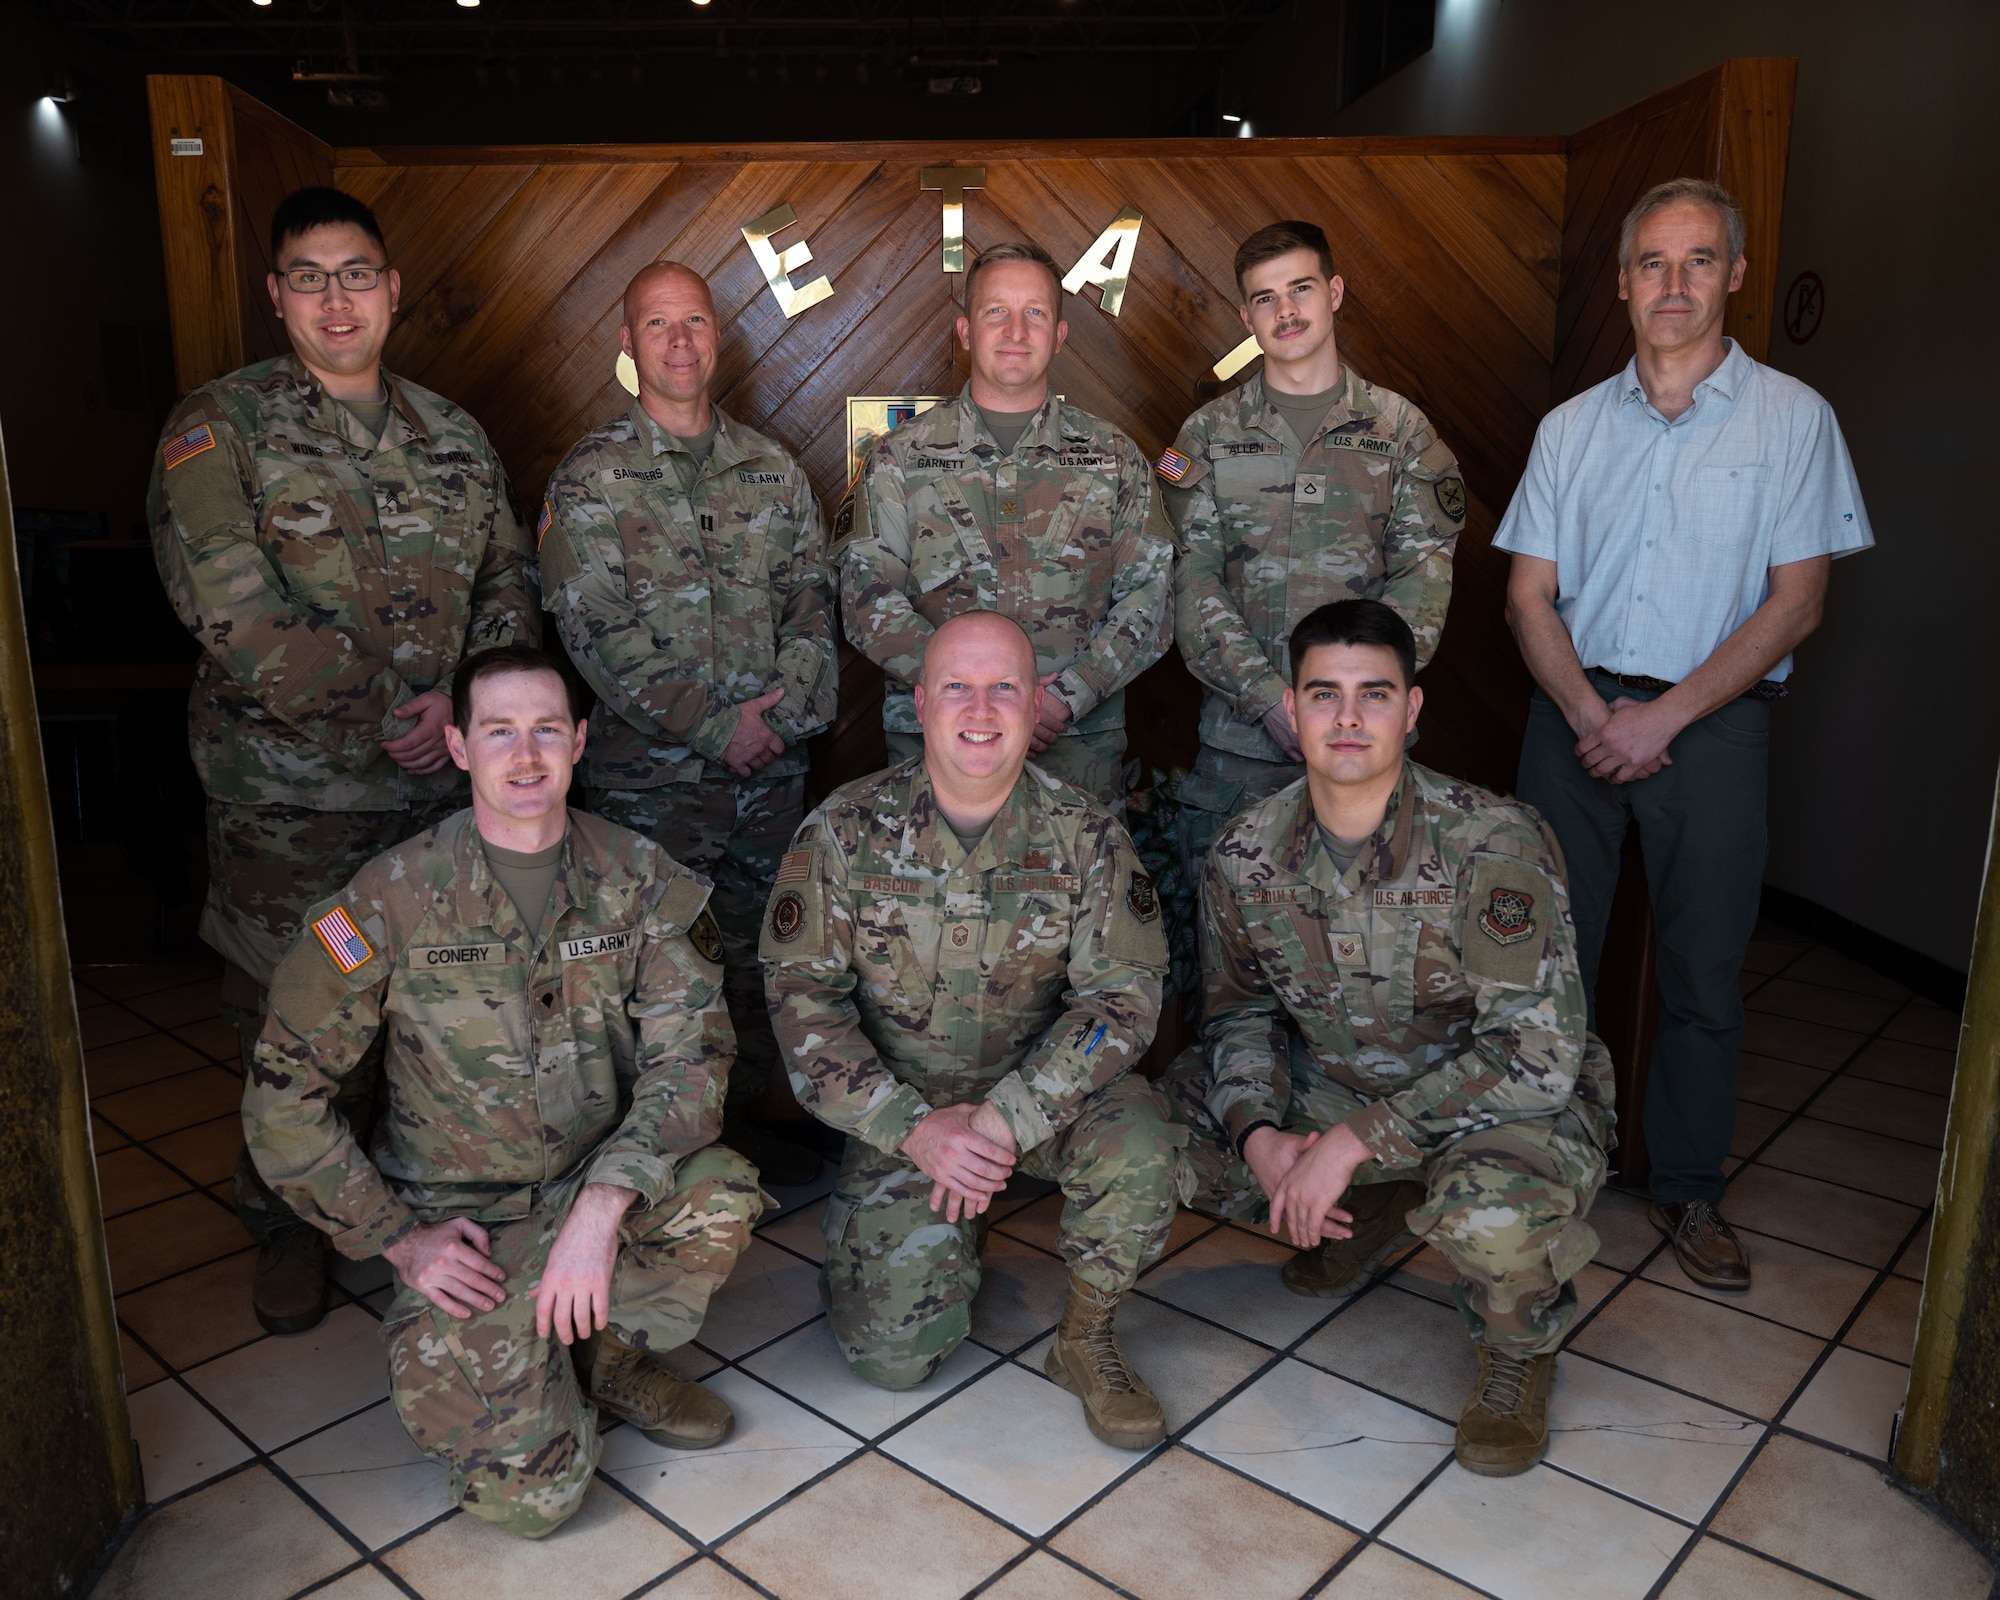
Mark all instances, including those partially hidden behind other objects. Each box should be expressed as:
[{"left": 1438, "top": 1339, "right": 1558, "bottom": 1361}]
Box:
[
  {"left": 769, "top": 889, "right": 807, "bottom": 943},
  {"left": 1436, "top": 476, "right": 1467, "bottom": 521},
  {"left": 312, "top": 906, "right": 374, "bottom": 973},
  {"left": 163, "top": 423, "right": 217, "bottom": 471},
  {"left": 1477, "top": 887, "right": 1536, "bottom": 947},
  {"left": 688, "top": 907, "right": 724, "bottom": 964},
  {"left": 1155, "top": 447, "right": 1191, "bottom": 483},
  {"left": 1126, "top": 868, "right": 1160, "bottom": 924}
]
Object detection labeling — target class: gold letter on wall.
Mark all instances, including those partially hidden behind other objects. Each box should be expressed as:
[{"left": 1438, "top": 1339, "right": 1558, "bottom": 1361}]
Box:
[
  {"left": 920, "top": 167, "right": 986, "bottom": 272},
  {"left": 1211, "top": 335, "right": 1262, "bottom": 381},
  {"left": 1061, "top": 208, "right": 1143, "bottom": 317},
  {"left": 742, "top": 203, "right": 834, "bottom": 318}
]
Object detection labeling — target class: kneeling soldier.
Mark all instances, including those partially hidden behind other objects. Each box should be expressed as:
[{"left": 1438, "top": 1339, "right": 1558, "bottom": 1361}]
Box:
[
  {"left": 764, "top": 611, "right": 1189, "bottom": 1448},
  {"left": 245, "top": 646, "right": 762, "bottom": 1538},
  {"left": 1163, "top": 600, "right": 1615, "bottom": 1476}
]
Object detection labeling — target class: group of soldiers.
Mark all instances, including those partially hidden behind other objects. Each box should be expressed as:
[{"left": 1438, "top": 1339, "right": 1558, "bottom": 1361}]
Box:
[{"left": 148, "top": 183, "right": 1617, "bottom": 1540}]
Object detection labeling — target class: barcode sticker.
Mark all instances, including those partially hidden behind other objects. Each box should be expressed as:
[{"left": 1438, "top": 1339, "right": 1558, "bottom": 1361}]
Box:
[{"left": 170, "top": 137, "right": 203, "bottom": 156}]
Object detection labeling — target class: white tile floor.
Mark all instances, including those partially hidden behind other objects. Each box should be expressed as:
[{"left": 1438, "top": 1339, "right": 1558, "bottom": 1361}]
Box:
[{"left": 81, "top": 928, "right": 1995, "bottom": 1600}]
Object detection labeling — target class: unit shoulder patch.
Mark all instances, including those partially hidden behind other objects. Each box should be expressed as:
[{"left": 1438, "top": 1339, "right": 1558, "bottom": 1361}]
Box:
[
  {"left": 769, "top": 890, "right": 807, "bottom": 943},
  {"left": 1465, "top": 856, "right": 1551, "bottom": 988},
  {"left": 687, "top": 907, "right": 724, "bottom": 965},
  {"left": 1435, "top": 476, "right": 1467, "bottom": 522}
]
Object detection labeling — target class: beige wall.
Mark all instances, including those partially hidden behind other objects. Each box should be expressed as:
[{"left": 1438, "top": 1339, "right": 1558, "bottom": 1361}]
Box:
[{"left": 1235, "top": 0, "right": 2000, "bottom": 972}]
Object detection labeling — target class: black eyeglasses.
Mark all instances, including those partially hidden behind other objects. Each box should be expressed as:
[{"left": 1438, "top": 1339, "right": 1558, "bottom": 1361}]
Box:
[{"left": 279, "top": 265, "right": 390, "bottom": 293}]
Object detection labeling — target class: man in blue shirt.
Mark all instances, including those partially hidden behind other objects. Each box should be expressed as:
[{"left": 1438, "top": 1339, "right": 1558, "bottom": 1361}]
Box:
[{"left": 1496, "top": 178, "right": 1871, "bottom": 1291}]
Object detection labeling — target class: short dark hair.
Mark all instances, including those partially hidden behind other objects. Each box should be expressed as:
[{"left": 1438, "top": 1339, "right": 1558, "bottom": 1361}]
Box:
[
  {"left": 963, "top": 239, "right": 1064, "bottom": 318},
  {"left": 1234, "top": 220, "right": 1336, "bottom": 298},
  {"left": 270, "top": 186, "right": 388, "bottom": 264},
  {"left": 450, "top": 646, "right": 585, "bottom": 733},
  {"left": 1288, "top": 600, "right": 1417, "bottom": 689}
]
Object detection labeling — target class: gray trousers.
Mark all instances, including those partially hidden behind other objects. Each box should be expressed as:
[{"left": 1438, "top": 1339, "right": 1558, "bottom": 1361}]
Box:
[{"left": 1516, "top": 674, "right": 1769, "bottom": 1204}]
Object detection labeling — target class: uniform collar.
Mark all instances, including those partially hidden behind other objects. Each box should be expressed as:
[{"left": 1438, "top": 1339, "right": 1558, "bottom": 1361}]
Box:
[
  {"left": 1283, "top": 762, "right": 1417, "bottom": 895},
  {"left": 630, "top": 399, "right": 758, "bottom": 481},
  {"left": 896, "top": 758, "right": 1049, "bottom": 873},
  {"left": 1242, "top": 363, "right": 1372, "bottom": 448},
  {"left": 279, "top": 352, "right": 434, "bottom": 450},
  {"left": 950, "top": 386, "right": 1072, "bottom": 459},
  {"left": 454, "top": 811, "right": 583, "bottom": 949}
]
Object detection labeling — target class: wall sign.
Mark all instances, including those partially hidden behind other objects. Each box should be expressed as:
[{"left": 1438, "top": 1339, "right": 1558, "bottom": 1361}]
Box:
[
  {"left": 920, "top": 167, "right": 986, "bottom": 273},
  {"left": 742, "top": 202, "right": 835, "bottom": 318},
  {"left": 846, "top": 396, "right": 946, "bottom": 487},
  {"left": 1061, "top": 208, "right": 1144, "bottom": 318},
  {"left": 1783, "top": 271, "right": 1824, "bottom": 344}
]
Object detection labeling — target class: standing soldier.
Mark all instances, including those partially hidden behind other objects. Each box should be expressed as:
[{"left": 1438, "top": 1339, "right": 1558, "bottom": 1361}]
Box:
[
  {"left": 245, "top": 646, "right": 762, "bottom": 1539},
  {"left": 840, "top": 240, "right": 1172, "bottom": 808},
  {"left": 764, "top": 612, "right": 1189, "bottom": 1448},
  {"left": 540, "top": 262, "right": 837, "bottom": 1186},
  {"left": 1164, "top": 600, "right": 1615, "bottom": 1477},
  {"left": 147, "top": 186, "right": 537, "bottom": 1335},
  {"left": 1163, "top": 220, "right": 1464, "bottom": 887}
]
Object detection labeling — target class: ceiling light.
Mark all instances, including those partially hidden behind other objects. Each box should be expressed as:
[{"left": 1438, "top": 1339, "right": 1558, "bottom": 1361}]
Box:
[
  {"left": 457, "top": 0, "right": 479, "bottom": 8},
  {"left": 253, "top": 0, "right": 272, "bottom": 7},
  {"left": 1221, "top": 113, "right": 1241, "bottom": 123},
  {"left": 1236, "top": 121, "right": 1254, "bottom": 138},
  {"left": 691, "top": 1, "right": 712, "bottom": 7}
]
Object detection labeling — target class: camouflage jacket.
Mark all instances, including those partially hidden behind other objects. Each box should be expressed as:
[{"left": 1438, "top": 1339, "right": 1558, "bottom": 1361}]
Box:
[
  {"left": 244, "top": 808, "right": 733, "bottom": 1258},
  {"left": 1164, "top": 367, "right": 1463, "bottom": 763},
  {"left": 763, "top": 758, "right": 1169, "bottom": 1156},
  {"left": 147, "top": 354, "right": 538, "bottom": 811},
  {"left": 542, "top": 402, "right": 836, "bottom": 790},
  {"left": 1199, "top": 761, "right": 1613, "bottom": 1170},
  {"left": 839, "top": 389, "right": 1171, "bottom": 737}
]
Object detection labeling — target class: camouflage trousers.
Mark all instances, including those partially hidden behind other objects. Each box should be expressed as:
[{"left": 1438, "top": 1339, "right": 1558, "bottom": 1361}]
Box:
[
  {"left": 207, "top": 797, "right": 460, "bottom": 1243},
  {"left": 1174, "top": 746, "right": 1303, "bottom": 891},
  {"left": 590, "top": 772, "right": 805, "bottom": 1117},
  {"left": 821, "top": 1075, "right": 1189, "bottom": 1390},
  {"left": 382, "top": 1146, "right": 763, "bottom": 1539},
  {"left": 885, "top": 727, "right": 1128, "bottom": 809},
  {"left": 1161, "top": 1050, "right": 1606, "bottom": 1356}
]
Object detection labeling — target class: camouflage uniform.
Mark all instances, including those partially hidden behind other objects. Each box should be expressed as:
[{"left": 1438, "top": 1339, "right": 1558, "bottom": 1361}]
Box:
[
  {"left": 839, "top": 390, "right": 1172, "bottom": 805},
  {"left": 245, "top": 808, "right": 761, "bottom": 1537},
  {"left": 1162, "top": 761, "right": 1616, "bottom": 1356},
  {"left": 1162, "top": 367, "right": 1463, "bottom": 882},
  {"left": 763, "top": 758, "right": 1189, "bottom": 1388},
  {"left": 541, "top": 402, "right": 835, "bottom": 1118},
  {"left": 148, "top": 353, "right": 539, "bottom": 1232}
]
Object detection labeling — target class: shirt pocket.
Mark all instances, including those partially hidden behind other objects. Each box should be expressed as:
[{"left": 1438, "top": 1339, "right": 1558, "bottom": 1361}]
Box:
[
  {"left": 1683, "top": 463, "right": 1771, "bottom": 548},
  {"left": 258, "top": 464, "right": 366, "bottom": 605},
  {"left": 852, "top": 894, "right": 937, "bottom": 1029}
]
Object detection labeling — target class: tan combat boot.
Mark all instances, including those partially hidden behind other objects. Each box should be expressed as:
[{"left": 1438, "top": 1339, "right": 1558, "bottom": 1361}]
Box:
[
  {"left": 1281, "top": 1179, "right": 1426, "bottom": 1299},
  {"left": 253, "top": 1223, "right": 330, "bottom": 1336},
  {"left": 1044, "top": 1272, "right": 1166, "bottom": 1450},
  {"left": 587, "top": 1329, "right": 735, "bottom": 1449},
  {"left": 1455, "top": 1345, "right": 1557, "bottom": 1476}
]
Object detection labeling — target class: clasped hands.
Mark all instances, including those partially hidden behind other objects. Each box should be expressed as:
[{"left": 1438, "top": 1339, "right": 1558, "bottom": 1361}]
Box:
[
  {"left": 902, "top": 1100, "right": 1019, "bottom": 1222},
  {"left": 381, "top": 1181, "right": 638, "bottom": 1345},
  {"left": 1244, "top": 1122, "right": 1371, "bottom": 1250},
  {"left": 1572, "top": 694, "right": 1681, "bottom": 786}
]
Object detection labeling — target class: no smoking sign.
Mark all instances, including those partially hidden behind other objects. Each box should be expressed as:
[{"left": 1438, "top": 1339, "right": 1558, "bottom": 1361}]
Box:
[{"left": 1784, "top": 271, "right": 1825, "bottom": 344}]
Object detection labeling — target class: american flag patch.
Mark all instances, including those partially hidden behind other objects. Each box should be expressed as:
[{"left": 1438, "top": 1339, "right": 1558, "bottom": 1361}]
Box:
[
  {"left": 536, "top": 501, "right": 552, "bottom": 548},
  {"left": 1156, "top": 447, "right": 1191, "bottom": 483},
  {"left": 163, "top": 424, "right": 217, "bottom": 471},
  {"left": 775, "top": 849, "right": 814, "bottom": 884},
  {"left": 312, "top": 907, "right": 374, "bottom": 973}
]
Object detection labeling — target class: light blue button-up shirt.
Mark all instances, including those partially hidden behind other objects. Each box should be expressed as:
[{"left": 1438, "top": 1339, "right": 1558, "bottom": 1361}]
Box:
[{"left": 1494, "top": 339, "right": 1872, "bottom": 682}]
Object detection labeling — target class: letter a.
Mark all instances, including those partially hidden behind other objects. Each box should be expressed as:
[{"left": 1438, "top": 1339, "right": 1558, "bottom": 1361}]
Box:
[{"left": 1061, "top": 208, "right": 1144, "bottom": 317}]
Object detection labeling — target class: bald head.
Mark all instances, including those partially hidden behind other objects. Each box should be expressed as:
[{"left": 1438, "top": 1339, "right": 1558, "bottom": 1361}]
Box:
[
  {"left": 623, "top": 261, "right": 712, "bottom": 328},
  {"left": 923, "top": 611, "right": 1037, "bottom": 692}
]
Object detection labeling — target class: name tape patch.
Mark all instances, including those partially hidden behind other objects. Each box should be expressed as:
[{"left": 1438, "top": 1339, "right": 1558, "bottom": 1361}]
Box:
[
  {"left": 410, "top": 942, "right": 506, "bottom": 967},
  {"left": 1323, "top": 433, "right": 1395, "bottom": 458},
  {"left": 912, "top": 455, "right": 967, "bottom": 470},
  {"left": 1237, "top": 885, "right": 1314, "bottom": 905},
  {"left": 737, "top": 470, "right": 786, "bottom": 484},
  {"left": 312, "top": 907, "right": 374, "bottom": 973},
  {"left": 603, "top": 466, "right": 664, "bottom": 484},
  {"left": 560, "top": 929, "right": 635, "bottom": 961},
  {"left": 1219, "top": 440, "right": 1283, "bottom": 457},
  {"left": 1056, "top": 453, "right": 1113, "bottom": 469},
  {"left": 857, "top": 873, "right": 925, "bottom": 896},
  {"left": 1372, "top": 886, "right": 1454, "bottom": 909},
  {"left": 989, "top": 872, "right": 1081, "bottom": 894}
]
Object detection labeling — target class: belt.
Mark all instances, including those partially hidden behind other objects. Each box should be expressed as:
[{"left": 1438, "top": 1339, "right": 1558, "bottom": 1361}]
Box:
[{"left": 1592, "top": 668, "right": 1789, "bottom": 702}]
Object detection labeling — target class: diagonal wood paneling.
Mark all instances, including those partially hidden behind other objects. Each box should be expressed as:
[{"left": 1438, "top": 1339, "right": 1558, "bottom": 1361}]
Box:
[{"left": 152, "top": 76, "right": 1793, "bottom": 806}]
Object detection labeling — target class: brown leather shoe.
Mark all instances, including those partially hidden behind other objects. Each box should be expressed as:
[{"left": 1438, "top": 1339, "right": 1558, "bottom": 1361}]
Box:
[
  {"left": 1456, "top": 1346, "right": 1557, "bottom": 1476},
  {"left": 253, "top": 1224, "right": 329, "bottom": 1335},
  {"left": 1281, "top": 1179, "right": 1426, "bottom": 1298},
  {"left": 1650, "top": 1200, "right": 1752, "bottom": 1289}
]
